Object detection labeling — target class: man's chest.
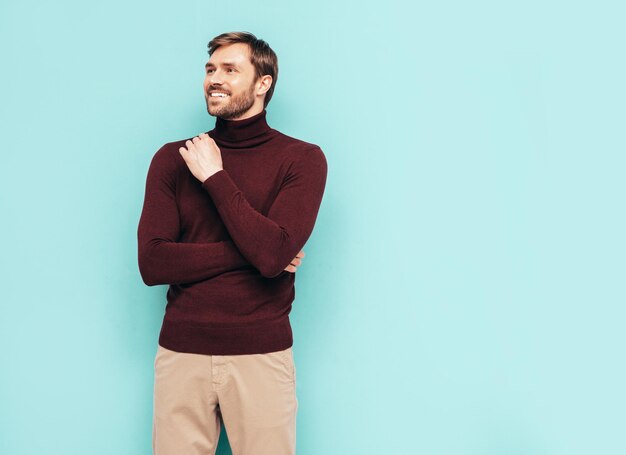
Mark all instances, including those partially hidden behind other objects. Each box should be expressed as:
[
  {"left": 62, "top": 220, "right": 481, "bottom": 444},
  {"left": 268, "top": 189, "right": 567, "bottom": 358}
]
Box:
[{"left": 176, "top": 152, "right": 289, "bottom": 225}]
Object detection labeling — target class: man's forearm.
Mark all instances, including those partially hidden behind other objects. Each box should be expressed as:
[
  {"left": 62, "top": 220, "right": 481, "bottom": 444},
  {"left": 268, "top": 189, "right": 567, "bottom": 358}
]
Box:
[
  {"left": 201, "top": 147, "right": 327, "bottom": 278},
  {"left": 137, "top": 146, "right": 249, "bottom": 287},
  {"left": 137, "top": 238, "right": 248, "bottom": 286}
]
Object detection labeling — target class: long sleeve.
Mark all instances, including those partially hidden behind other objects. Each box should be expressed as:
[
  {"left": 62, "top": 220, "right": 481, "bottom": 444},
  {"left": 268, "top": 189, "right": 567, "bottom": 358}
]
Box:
[
  {"left": 201, "top": 145, "right": 328, "bottom": 279},
  {"left": 137, "top": 146, "right": 249, "bottom": 286}
]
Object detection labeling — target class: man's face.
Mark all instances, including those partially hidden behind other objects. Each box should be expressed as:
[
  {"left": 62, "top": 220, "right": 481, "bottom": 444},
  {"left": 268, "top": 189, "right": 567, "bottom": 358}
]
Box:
[{"left": 203, "top": 43, "right": 264, "bottom": 120}]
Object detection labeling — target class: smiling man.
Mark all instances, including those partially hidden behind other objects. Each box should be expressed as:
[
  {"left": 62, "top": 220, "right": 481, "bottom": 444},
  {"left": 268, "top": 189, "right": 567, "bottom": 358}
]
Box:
[{"left": 137, "top": 31, "right": 328, "bottom": 454}]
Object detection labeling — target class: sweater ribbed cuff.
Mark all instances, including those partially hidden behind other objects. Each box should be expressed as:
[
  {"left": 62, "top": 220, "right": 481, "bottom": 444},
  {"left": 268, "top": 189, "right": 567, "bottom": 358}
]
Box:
[{"left": 201, "top": 169, "right": 238, "bottom": 208}]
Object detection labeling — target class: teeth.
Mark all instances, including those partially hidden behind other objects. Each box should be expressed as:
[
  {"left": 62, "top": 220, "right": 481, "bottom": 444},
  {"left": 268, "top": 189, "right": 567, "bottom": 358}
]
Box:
[{"left": 210, "top": 92, "right": 228, "bottom": 97}]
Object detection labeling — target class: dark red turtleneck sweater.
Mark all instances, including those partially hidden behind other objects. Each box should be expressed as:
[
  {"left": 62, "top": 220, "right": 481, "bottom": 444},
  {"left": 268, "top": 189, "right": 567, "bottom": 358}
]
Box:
[{"left": 137, "top": 109, "right": 328, "bottom": 355}]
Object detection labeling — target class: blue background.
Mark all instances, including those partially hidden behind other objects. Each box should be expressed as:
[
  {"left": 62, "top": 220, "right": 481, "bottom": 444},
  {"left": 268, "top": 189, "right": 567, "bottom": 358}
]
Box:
[{"left": 1, "top": 0, "right": 624, "bottom": 454}]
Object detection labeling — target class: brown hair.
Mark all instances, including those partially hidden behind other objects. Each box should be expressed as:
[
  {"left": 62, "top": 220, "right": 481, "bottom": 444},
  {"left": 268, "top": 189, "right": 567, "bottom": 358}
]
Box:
[{"left": 208, "top": 31, "right": 279, "bottom": 108}]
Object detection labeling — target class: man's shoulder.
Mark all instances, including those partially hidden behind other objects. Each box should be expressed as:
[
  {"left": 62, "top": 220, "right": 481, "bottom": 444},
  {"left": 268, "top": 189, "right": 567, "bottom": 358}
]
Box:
[
  {"left": 269, "top": 130, "right": 327, "bottom": 177},
  {"left": 157, "top": 136, "right": 193, "bottom": 153},
  {"left": 270, "top": 129, "right": 325, "bottom": 157},
  {"left": 149, "top": 137, "right": 192, "bottom": 168}
]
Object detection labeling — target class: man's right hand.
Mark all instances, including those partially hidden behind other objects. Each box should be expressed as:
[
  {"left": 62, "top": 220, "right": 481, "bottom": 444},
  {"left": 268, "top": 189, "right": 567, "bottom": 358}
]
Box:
[{"left": 284, "top": 250, "right": 305, "bottom": 273}]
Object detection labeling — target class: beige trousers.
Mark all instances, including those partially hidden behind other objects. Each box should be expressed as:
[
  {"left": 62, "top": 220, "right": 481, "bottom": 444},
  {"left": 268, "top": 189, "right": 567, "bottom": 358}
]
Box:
[{"left": 152, "top": 344, "right": 298, "bottom": 455}]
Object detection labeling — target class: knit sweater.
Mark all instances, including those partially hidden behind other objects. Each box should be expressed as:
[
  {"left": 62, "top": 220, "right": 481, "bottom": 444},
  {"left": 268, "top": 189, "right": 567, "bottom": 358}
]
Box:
[{"left": 137, "top": 109, "right": 328, "bottom": 355}]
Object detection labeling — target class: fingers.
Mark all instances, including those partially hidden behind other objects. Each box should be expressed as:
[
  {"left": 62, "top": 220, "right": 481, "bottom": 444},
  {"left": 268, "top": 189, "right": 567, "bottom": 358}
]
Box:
[
  {"left": 188, "top": 133, "right": 212, "bottom": 146},
  {"left": 181, "top": 134, "right": 211, "bottom": 157},
  {"left": 187, "top": 136, "right": 204, "bottom": 147},
  {"left": 285, "top": 253, "right": 305, "bottom": 273}
]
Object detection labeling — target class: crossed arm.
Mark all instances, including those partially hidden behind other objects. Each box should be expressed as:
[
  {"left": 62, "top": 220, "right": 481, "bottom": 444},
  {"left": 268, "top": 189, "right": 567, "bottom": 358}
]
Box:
[
  {"left": 137, "top": 147, "right": 251, "bottom": 286},
  {"left": 137, "top": 145, "right": 325, "bottom": 285},
  {"left": 200, "top": 145, "right": 328, "bottom": 278}
]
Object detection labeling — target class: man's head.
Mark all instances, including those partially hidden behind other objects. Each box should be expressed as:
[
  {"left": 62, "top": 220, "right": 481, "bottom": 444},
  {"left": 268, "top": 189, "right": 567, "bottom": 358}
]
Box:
[{"left": 204, "top": 31, "right": 278, "bottom": 120}]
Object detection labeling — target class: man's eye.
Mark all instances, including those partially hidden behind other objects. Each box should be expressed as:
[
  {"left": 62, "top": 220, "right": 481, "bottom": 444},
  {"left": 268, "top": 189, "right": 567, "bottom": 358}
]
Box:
[{"left": 205, "top": 68, "right": 235, "bottom": 73}]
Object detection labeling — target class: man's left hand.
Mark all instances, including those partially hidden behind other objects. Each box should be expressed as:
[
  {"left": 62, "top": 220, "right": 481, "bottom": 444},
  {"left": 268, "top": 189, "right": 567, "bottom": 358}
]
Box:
[{"left": 178, "top": 133, "right": 223, "bottom": 183}]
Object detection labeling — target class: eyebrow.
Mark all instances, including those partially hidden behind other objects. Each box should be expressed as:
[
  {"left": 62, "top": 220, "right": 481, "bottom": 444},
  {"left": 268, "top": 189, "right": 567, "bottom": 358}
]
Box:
[{"left": 205, "top": 61, "right": 240, "bottom": 69}]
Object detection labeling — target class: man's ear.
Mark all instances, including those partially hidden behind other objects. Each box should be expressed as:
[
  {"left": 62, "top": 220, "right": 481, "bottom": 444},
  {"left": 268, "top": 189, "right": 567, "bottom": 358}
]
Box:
[{"left": 258, "top": 75, "right": 273, "bottom": 96}]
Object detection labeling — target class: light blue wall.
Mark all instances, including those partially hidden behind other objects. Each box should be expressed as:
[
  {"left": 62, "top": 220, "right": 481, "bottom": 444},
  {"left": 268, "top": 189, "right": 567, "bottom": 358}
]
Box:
[{"left": 1, "top": 0, "right": 624, "bottom": 454}]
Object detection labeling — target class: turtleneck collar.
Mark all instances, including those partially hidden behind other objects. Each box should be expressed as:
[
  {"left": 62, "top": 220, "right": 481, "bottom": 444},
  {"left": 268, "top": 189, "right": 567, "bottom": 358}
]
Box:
[{"left": 208, "top": 108, "right": 274, "bottom": 148}]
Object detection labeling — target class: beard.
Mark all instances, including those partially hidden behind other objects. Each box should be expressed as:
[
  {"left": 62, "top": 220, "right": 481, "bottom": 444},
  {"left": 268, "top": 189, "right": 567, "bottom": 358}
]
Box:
[{"left": 205, "top": 82, "right": 256, "bottom": 120}]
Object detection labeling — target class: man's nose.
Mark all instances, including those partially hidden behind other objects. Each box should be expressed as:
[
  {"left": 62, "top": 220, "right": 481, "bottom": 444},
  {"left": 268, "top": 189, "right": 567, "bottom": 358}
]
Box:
[{"left": 210, "top": 69, "right": 224, "bottom": 85}]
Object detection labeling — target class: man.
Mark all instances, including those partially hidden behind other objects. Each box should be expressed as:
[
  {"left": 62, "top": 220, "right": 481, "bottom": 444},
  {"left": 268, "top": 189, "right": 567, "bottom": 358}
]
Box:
[{"left": 137, "top": 31, "right": 328, "bottom": 455}]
